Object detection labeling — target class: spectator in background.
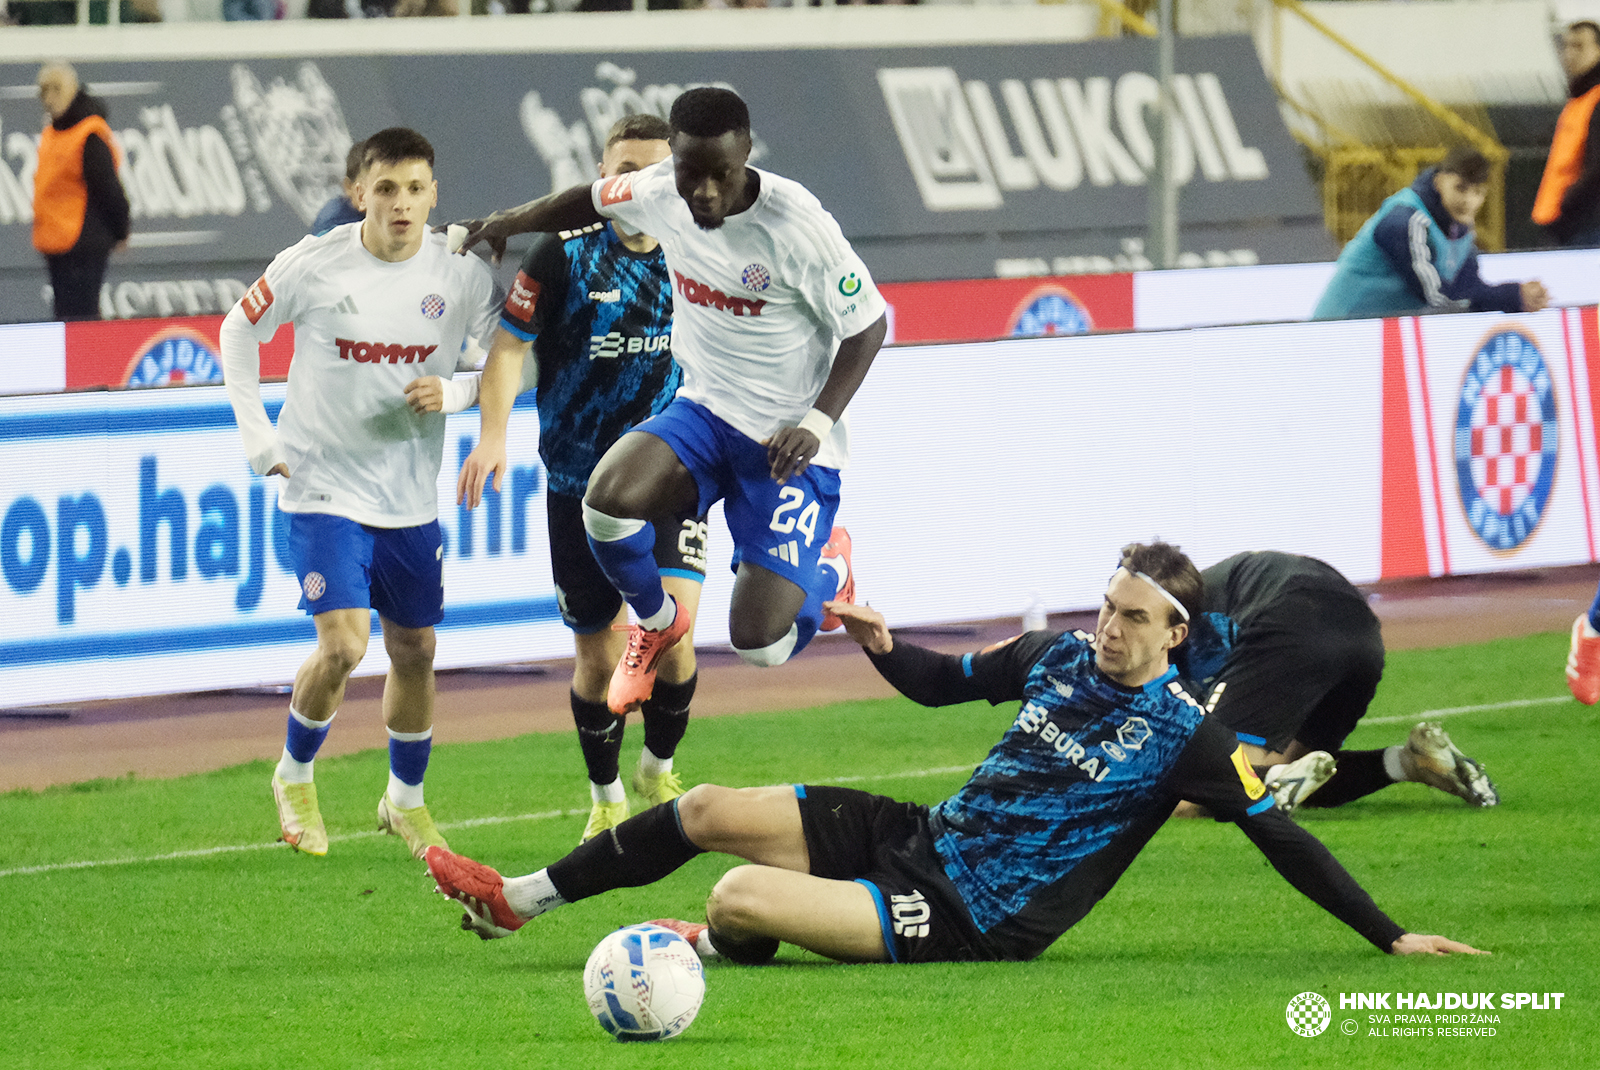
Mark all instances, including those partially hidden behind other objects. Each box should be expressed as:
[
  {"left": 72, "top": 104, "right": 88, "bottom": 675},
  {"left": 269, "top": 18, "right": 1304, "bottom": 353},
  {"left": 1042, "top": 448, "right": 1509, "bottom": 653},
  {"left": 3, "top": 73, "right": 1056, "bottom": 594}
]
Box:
[
  {"left": 1313, "top": 147, "right": 1547, "bottom": 321},
  {"left": 32, "top": 62, "right": 129, "bottom": 322},
  {"left": 311, "top": 140, "right": 367, "bottom": 235},
  {"left": 1533, "top": 20, "right": 1600, "bottom": 246}
]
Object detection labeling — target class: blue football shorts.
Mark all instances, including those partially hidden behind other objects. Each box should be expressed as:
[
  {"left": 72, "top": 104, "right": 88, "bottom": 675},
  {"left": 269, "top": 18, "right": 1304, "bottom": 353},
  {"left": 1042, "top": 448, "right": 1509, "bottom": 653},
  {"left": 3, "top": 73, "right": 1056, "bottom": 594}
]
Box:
[
  {"left": 286, "top": 512, "right": 444, "bottom": 629},
  {"left": 636, "top": 397, "right": 841, "bottom": 591}
]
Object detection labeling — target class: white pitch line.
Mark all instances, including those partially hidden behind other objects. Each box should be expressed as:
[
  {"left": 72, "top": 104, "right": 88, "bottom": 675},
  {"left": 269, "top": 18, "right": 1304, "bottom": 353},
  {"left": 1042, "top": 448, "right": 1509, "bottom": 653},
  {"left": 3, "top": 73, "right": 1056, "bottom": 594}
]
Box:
[
  {"left": 0, "top": 765, "right": 976, "bottom": 879},
  {"left": 1363, "top": 695, "right": 1571, "bottom": 725}
]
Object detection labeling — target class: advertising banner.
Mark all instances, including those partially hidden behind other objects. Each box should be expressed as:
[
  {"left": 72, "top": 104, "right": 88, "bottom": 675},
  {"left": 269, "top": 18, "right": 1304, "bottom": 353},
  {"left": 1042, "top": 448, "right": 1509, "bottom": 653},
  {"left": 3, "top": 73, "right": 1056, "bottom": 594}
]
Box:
[
  {"left": 7, "top": 305, "right": 1592, "bottom": 707},
  {"left": 881, "top": 273, "right": 1134, "bottom": 343},
  {"left": 1380, "top": 305, "right": 1600, "bottom": 578},
  {"left": 0, "top": 36, "right": 1322, "bottom": 321}
]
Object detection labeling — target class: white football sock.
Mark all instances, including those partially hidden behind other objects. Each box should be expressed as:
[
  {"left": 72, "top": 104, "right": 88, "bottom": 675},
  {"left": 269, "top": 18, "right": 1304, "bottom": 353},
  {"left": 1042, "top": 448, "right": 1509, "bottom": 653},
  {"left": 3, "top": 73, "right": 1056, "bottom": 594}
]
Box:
[
  {"left": 1383, "top": 745, "right": 1407, "bottom": 782},
  {"left": 638, "top": 598, "right": 677, "bottom": 632},
  {"left": 503, "top": 868, "right": 566, "bottom": 919},
  {"left": 639, "top": 746, "right": 672, "bottom": 778},
  {"left": 591, "top": 777, "right": 626, "bottom": 804},
  {"left": 386, "top": 771, "right": 424, "bottom": 810},
  {"left": 276, "top": 749, "right": 314, "bottom": 784}
]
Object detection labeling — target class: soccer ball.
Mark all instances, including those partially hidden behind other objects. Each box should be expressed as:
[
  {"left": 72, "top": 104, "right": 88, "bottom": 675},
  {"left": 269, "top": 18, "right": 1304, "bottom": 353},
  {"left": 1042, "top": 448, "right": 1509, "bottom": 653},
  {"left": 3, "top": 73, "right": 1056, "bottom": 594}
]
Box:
[{"left": 582, "top": 923, "right": 706, "bottom": 1042}]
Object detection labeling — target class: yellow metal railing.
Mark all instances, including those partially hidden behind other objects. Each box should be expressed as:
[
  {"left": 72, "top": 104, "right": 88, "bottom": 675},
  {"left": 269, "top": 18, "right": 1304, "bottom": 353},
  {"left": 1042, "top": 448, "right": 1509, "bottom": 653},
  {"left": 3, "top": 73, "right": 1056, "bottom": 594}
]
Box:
[
  {"left": 1264, "top": 0, "right": 1509, "bottom": 250},
  {"left": 1089, "top": 0, "right": 1158, "bottom": 38}
]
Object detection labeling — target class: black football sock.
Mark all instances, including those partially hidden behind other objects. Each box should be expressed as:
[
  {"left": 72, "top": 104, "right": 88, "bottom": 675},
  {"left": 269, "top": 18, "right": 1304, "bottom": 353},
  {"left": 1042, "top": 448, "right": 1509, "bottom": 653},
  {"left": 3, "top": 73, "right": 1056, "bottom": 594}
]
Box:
[
  {"left": 546, "top": 799, "right": 703, "bottom": 902},
  {"left": 706, "top": 926, "right": 780, "bottom": 966},
  {"left": 641, "top": 672, "right": 697, "bottom": 760},
  {"left": 571, "top": 690, "right": 624, "bottom": 787},
  {"left": 1300, "top": 749, "right": 1394, "bottom": 808}
]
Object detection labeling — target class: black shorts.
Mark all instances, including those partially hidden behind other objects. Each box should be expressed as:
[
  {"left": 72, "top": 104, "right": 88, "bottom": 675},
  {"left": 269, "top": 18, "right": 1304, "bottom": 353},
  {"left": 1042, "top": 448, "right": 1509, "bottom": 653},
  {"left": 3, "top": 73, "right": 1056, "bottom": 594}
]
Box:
[
  {"left": 1206, "top": 591, "right": 1385, "bottom": 754},
  {"left": 796, "top": 785, "right": 992, "bottom": 964},
  {"left": 546, "top": 492, "right": 708, "bottom": 633}
]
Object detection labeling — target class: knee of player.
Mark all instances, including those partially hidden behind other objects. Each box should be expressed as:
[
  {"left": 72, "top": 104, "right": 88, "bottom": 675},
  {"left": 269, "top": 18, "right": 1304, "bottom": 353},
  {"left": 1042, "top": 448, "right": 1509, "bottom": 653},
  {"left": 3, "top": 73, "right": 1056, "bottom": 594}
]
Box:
[
  {"left": 731, "top": 622, "right": 797, "bottom": 668},
  {"left": 317, "top": 630, "right": 369, "bottom": 674},
  {"left": 674, "top": 783, "right": 740, "bottom": 844},
  {"left": 706, "top": 867, "right": 768, "bottom": 933},
  {"left": 384, "top": 627, "right": 436, "bottom": 671}
]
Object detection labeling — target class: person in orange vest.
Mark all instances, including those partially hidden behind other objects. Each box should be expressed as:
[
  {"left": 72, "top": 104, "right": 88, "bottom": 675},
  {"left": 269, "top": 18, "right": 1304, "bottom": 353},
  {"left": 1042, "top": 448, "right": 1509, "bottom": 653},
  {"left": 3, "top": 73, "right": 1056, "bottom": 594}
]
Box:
[
  {"left": 32, "top": 63, "right": 130, "bottom": 321},
  {"left": 1533, "top": 21, "right": 1600, "bottom": 246}
]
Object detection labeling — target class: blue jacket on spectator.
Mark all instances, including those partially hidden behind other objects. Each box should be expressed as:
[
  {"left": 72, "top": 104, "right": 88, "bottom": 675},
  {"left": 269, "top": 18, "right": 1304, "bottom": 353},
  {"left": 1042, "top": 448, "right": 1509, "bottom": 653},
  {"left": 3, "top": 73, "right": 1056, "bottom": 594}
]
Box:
[
  {"left": 1313, "top": 168, "right": 1522, "bottom": 320},
  {"left": 311, "top": 194, "right": 363, "bottom": 236}
]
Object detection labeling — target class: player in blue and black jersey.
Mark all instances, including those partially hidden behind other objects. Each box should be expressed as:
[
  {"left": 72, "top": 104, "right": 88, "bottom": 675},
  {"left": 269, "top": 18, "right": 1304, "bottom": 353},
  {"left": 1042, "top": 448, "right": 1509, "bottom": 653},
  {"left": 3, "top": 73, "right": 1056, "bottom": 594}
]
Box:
[
  {"left": 423, "top": 115, "right": 709, "bottom": 844},
  {"left": 422, "top": 542, "right": 1482, "bottom": 964},
  {"left": 1175, "top": 551, "right": 1498, "bottom": 813}
]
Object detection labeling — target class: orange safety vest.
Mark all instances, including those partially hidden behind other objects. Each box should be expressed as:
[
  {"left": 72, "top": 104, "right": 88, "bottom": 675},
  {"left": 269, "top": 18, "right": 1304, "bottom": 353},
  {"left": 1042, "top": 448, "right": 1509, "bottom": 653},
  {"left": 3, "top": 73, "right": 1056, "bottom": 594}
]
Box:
[
  {"left": 31, "top": 114, "right": 120, "bottom": 256},
  {"left": 1533, "top": 83, "right": 1600, "bottom": 226}
]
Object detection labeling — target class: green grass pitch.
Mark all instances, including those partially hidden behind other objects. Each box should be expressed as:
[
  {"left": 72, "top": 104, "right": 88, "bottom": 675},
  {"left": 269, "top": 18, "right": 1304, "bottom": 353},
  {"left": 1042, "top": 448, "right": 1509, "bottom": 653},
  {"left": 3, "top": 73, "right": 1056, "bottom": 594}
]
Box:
[{"left": 2, "top": 631, "right": 1595, "bottom": 1069}]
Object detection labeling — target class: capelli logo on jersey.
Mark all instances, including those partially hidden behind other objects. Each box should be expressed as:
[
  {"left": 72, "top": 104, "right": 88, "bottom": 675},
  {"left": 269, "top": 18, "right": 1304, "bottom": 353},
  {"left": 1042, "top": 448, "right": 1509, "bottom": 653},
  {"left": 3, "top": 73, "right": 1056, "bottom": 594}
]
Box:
[
  {"left": 588, "top": 289, "right": 621, "bottom": 303},
  {"left": 334, "top": 338, "right": 439, "bottom": 364},
  {"left": 673, "top": 270, "right": 767, "bottom": 317},
  {"left": 241, "top": 277, "right": 274, "bottom": 325}
]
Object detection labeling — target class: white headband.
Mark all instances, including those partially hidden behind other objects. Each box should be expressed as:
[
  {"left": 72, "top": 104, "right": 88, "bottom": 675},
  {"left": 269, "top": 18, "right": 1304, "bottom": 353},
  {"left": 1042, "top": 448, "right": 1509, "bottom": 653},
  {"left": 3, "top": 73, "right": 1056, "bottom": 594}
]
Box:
[{"left": 1121, "top": 568, "right": 1191, "bottom": 622}]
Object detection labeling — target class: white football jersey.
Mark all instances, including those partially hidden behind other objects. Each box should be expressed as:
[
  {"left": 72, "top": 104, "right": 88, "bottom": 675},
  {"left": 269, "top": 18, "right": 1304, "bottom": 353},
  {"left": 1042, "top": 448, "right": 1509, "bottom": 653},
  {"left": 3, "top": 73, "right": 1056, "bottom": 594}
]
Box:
[
  {"left": 593, "top": 160, "right": 886, "bottom": 470},
  {"left": 221, "top": 223, "right": 502, "bottom": 527}
]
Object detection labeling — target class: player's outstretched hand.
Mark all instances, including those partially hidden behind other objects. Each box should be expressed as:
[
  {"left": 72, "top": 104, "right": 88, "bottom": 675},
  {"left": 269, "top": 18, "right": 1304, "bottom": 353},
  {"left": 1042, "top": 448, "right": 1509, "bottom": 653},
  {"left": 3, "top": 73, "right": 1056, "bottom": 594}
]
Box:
[
  {"left": 827, "top": 600, "right": 893, "bottom": 655},
  {"left": 762, "top": 426, "right": 820, "bottom": 485},
  {"left": 1390, "top": 933, "right": 1489, "bottom": 956},
  {"left": 404, "top": 376, "right": 446, "bottom": 414},
  {"left": 437, "top": 218, "right": 508, "bottom": 265},
  {"left": 456, "top": 442, "right": 507, "bottom": 509},
  {"left": 1521, "top": 279, "right": 1550, "bottom": 313}
]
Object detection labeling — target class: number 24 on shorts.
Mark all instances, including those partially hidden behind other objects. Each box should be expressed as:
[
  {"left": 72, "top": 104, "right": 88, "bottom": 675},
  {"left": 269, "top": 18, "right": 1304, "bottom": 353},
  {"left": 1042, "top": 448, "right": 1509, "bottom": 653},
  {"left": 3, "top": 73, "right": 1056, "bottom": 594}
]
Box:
[{"left": 769, "top": 487, "right": 821, "bottom": 546}]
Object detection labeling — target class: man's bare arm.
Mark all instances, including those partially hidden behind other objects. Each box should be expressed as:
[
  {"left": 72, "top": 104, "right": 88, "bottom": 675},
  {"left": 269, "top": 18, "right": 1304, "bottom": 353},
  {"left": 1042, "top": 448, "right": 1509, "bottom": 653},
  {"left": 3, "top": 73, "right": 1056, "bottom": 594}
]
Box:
[
  {"left": 452, "top": 184, "right": 605, "bottom": 263},
  {"left": 765, "top": 313, "right": 888, "bottom": 483}
]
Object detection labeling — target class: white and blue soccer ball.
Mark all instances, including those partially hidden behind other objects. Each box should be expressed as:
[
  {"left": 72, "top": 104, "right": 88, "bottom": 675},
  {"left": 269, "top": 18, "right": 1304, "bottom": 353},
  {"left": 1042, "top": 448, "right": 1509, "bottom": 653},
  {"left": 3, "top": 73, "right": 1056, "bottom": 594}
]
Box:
[{"left": 582, "top": 923, "right": 706, "bottom": 1042}]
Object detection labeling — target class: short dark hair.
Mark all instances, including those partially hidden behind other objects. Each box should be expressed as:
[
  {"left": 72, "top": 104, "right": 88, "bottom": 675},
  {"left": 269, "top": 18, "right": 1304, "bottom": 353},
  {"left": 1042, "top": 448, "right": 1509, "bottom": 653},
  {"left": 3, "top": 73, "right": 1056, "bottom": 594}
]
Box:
[
  {"left": 362, "top": 127, "right": 434, "bottom": 171},
  {"left": 1438, "top": 146, "right": 1491, "bottom": 186},
  {"left": 1117, "top": 541, "right": 1202, "bottom": 629},
  {"left": 607, "top": 113, "right": 672, "bottom": 148},
  {"left": 343, "top": 139, "right": 367, "bottom": 182},
  {"left": 669, "top": 87, "right": 750, "bottom": 139},
  {"left": 1569, "top": 20, "right": 1600, "bottom": 47}
]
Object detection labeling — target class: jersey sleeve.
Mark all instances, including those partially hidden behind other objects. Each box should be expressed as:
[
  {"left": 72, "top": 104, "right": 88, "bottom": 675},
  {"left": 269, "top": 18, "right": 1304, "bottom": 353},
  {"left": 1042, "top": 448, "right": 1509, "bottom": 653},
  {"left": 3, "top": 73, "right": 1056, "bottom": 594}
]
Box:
[
  {"left": 234, "top": 243, "right": 306, "bottom": 342},
  {"left": 788, "top": 208, "right": 888, "bottom": 341},
  {"left": 591, "top": 160, "right": 666, "bottom": 238},
  {"left": 500, "top": 231, "right": 570, "bottom": 342},
  {"left": 865, "top": 630, "right": 1062, "bottom": 708},
  {"left": 1164, "top": 718, "right": 1404, "bottom": 951},
  {"left": 463, "top": 257, "right": 506, "bottom": 351}
]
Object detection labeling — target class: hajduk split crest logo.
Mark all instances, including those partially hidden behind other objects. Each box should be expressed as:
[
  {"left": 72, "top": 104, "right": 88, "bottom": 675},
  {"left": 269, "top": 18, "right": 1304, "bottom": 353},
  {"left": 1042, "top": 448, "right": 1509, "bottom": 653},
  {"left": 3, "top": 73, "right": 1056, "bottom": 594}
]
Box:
[
  {"left": 1285, "top": 991, "right": 1331, "bottom": 1037},
  {"left": 1454, "top": 328, "right": 1558, "bottom": 551}
]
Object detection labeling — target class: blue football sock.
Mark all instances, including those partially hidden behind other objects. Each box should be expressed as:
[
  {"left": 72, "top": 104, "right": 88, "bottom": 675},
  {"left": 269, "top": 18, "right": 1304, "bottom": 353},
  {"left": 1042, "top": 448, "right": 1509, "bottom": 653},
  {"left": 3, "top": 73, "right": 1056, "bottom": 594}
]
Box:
[
  {"left": 1587, "top": 587, "right": 1600, "bottom": 632},
  {"left": 587, "top": 524, "right": 667, "bottom": 621},
  {"left": 388, "top": 728, "right": 433, "bottom": 789},
  {"left": 284, "top": 707, "right": 333, "bottom": 764},
  {"left": 788, "top": 556, "right": 838, "bottom": 657}
]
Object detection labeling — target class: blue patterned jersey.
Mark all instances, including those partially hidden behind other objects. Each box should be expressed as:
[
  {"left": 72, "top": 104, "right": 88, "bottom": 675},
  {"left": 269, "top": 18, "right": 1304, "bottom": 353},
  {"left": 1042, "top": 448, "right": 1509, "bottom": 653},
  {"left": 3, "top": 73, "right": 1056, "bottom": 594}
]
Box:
[
  {"left": 929, "top": 630, "right": 1211, "bottom": 934},
  {"left": 870, "top": 629, "right": 1404, "bottom": 960},
  {"left": 501, "top": 224, "right": 678, "bottom": 497}
]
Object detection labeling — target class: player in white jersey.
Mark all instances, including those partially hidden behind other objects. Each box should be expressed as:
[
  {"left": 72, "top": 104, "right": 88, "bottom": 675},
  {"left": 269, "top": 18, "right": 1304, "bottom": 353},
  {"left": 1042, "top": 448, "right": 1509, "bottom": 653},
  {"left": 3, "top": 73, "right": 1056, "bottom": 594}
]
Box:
[
  {"left": 456, "top": 87, "right": 888, "bottom": 716},
  {"left": 220, "top": 127, "right": 502, "bottom": 860}
]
